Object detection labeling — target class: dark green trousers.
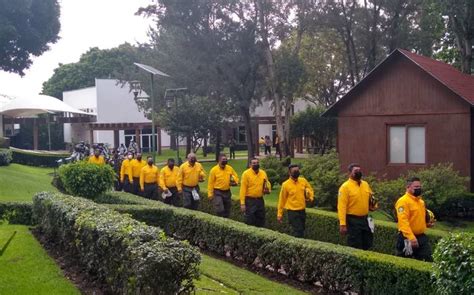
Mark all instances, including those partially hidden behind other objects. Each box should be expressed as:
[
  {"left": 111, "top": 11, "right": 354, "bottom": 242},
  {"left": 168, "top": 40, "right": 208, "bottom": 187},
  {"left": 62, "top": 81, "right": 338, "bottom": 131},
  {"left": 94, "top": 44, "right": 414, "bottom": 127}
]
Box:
[
  {"left": 396, "top": 233, "right": 432, "bottom": 262},
  {"left": 288, "top": 209, "right": 306, "bottom": 238}
]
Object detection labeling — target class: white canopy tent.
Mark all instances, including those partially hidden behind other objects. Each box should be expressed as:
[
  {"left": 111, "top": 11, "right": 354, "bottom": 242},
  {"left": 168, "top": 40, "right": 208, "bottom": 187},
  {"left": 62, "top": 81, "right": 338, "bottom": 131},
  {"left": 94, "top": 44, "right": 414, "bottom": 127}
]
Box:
[{"left": 0, "top": 94, "right": 92, "bottom": 149}]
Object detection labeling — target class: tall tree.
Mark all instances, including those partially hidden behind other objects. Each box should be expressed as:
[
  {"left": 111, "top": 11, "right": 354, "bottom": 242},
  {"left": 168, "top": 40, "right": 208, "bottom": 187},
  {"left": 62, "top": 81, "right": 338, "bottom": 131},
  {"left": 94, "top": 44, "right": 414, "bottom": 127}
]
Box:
[
  {"left": 42, "top": 43, "right": 149, "bottom": 99},
  {"left": 0, "top": 0, "right": 60, "bottom": 75},
  {"left": 439, "top": 0, "right": 474, "bottom": 74}
]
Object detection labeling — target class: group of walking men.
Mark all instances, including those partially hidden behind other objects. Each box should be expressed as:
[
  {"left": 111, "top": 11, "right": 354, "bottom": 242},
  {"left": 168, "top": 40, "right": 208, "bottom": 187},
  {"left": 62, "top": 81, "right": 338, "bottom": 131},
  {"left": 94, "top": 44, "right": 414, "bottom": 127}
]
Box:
[{"left": 88, "top": 148, "right": 434, "bottom": 261}]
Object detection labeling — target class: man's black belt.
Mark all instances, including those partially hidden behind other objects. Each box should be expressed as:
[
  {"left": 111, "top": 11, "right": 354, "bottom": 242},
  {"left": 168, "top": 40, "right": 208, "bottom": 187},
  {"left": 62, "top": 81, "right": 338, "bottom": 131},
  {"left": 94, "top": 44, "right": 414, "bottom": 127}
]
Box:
[
  {"left": 144, "top": 182, "right": 157, "bottom": 185},
  {"left": 347, "top": 214, "right": 368, "bottom": 219},
  {"left": 215, "top": 189, "right": 230, "bottom": 193}
]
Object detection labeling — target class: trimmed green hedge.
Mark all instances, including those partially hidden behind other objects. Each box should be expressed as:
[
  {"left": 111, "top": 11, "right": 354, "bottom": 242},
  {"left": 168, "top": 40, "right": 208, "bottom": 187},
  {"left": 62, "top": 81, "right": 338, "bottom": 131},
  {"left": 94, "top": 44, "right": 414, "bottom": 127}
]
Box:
[
  {"left": 0, "top": 148, "right": 12, "bottom": 166},
  {"left": 100, "top": 192, "right": 447, "bottom": 256},
  {"left": 101, "top": 193, "right": 434, "bottom": 294},
  {"left": 33, "top": 192, "right": 200, "bottom": 294},
  {"left": 11, "top": 148, "right": 68, "bottom": 167},
  {"left": 0, "top": 201, "right": 33, "bottom": 225}
]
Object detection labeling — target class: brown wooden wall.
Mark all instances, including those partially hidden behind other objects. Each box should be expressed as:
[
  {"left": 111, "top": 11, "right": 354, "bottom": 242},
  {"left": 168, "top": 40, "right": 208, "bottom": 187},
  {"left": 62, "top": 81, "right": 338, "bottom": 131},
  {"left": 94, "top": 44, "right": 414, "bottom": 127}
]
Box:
[{"left": 336, "top": 55, "right": 472, "bottom": 190}]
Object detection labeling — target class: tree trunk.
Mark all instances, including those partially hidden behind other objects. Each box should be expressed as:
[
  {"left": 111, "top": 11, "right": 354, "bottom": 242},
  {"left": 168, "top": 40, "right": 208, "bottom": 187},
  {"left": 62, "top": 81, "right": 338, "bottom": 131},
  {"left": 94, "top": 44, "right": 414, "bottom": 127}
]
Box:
[
  {"left": 256, "top": 0, "right": 286, "bottom": 158},
  {"left": 186, "top": 135, "right": 192, "bottom": 156},
  {"left": 203, "top": 136, "right": 208, "bottom": 157},
  {"left": 215, "top": 130, "right": 221, "bottom": 162},
  {"left": 283, "top": 100, "right": 293, "bottom": 157},
  {"left": 241, "top": 106, "right": 255, "bottom": 165}
]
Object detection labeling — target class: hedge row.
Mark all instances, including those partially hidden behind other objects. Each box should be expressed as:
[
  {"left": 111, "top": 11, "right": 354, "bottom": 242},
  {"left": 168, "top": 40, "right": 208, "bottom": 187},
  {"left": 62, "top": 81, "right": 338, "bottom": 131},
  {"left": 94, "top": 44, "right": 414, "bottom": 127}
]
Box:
[
  {"left": 101, "top": 193, "right": 434, "bottom": 294},
  {"left": 0, "top": 148, "right": 12, "bottom": 166},
  {"left": 11, "top": 148, "right": 69, "bottom": 167},
  {"left": 101, "top": 191, "right": 446, "bottom": 255},
  {"left": 33, "top": 192, "right": 200, "bottom": 294},
  {"left": 0, "top": 201, "right": 33, "bottom": 225}
]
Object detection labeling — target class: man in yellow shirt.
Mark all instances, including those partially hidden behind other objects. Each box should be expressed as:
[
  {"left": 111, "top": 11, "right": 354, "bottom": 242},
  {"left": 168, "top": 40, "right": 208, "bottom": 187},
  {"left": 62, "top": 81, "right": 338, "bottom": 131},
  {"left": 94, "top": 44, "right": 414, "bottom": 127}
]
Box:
[
  {"left": 395, "top": 177, "right": 434, "bottom": 261},
  {"left": 337, "top": 163, "right": 377, "bottom": 250},
  {"left": 120, "top": 152, "right": 134, "bottom": 193},
  {"left": 277, "top": 164, "right": 314, "bottom": 238},
  {"left": 208, "top": 154, "right": 239, "bottom": 218},
  {"left": 140, "top": 156, "right": 160, "bottom": 200},
  {"left": 130, "top": 153, "right": 147, "bottom": 195},
  {"left": 240, "top": 158, "right": 271, "bottom": 227},
  {"left": 177, "top": 153, "right": 206, "bottom": 210},
  {"left": 160, "top": 158, "right": 180, "bottom": 207},
  {"left": 88, "top": 149, "right": 105, "bottom": 165}
]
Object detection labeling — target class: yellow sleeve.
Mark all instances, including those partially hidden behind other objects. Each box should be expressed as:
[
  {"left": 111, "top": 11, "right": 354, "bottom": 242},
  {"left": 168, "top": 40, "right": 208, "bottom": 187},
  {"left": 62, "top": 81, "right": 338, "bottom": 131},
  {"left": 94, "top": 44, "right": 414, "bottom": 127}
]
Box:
[
  {"left": 140, "top": 167, "right": 145, "bottom": 191},
  {"left": 231, "top": 167, "right": 239, "bottom": 185},
  {"left": 159, "top": 168, "right": 167, "bottom": 191},
  {"left": 277, "top": 183, "right": 288, "bottom": 218},
  {"left": 304, "top": 179, "right": 314, "bottom": 201},
  {"left": 396, "top": 200, "right": 416, "bottom": 240},
  {"left": 337, "top": 185, "right": 349, "bottom": 226},
  {"left": 156, "top": 167, "right": 160, "bottom": 187},
  {"left": 263, "top": 171, "right": 271, "bottom": 192},
  {"left": 239, "top": 172, "right": 248, "bottom": 205},
  {"left": 208, "top": 168, "right": 215, "bottom": 198},
  {"left": 199, "top": 164, "right": 206, "bottom": 180},
  {"left": 177, "top": 166, "right": 183, "bottom": 191}
]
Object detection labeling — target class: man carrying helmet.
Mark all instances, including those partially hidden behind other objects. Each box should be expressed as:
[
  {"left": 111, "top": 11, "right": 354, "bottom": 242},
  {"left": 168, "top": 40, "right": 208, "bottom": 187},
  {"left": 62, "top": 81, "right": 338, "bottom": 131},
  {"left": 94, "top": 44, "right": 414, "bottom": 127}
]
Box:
[{"left": 395, "top": 177, "right": 435, "bottom": 261}]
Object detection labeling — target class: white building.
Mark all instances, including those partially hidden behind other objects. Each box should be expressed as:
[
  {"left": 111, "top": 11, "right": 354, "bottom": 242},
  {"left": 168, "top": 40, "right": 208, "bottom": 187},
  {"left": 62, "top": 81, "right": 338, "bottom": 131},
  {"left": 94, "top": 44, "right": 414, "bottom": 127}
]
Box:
[{"left": 63, "top": 79, "right": 177, "bottom": 152}]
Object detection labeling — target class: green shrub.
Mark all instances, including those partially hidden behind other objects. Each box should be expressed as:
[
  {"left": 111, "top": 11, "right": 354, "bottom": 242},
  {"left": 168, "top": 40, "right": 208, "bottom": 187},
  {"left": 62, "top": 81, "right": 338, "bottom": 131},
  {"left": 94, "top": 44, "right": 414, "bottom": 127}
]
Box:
[
  {"left": 59, "top": 162, "right": 115, "bottom": 199},
  {"left": 99, "top": 192, "right": 446, "bottom": 257},
  {"left": 33, "top": 192, "right": 200, "bottom": 294},
  {"left": 11, "top": 148, "right": 69, "bottom": 167},
  {"left": 265, "top": 168, "right": 280, "bottom": 187},
  {"left": 260, "top": 156, "right": 289, "bottom": 184},
  {"left": 406, "top": 163, "right": 469, "bottom": 217},
  {"left": 439, "top": 192, "right": 474, "bottom": 219},
  {"left": 433, "top": 233, "right": 474, "bottom": 295},
  {"left": 0, "top": 136, "right": 10, "bottom": 148},
  {"left": 371, "top": 178, "right": 405, "bottom": 220},
  {"left": 301, "top": 150, "right": 346, "bottom": 210},
  {"left": 0, "top": 201, "right": 33, "bottom": 225},
  {"left": 102, "top": 193, "right": 434, "bottom": 294},
  {"left": 0, "top": 148, "right": 12, "bottom": 166}
]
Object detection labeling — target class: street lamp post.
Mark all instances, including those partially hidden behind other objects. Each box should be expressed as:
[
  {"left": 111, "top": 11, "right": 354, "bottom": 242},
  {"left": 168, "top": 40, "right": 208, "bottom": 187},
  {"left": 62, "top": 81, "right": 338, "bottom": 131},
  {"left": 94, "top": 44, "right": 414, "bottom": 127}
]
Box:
[
  {"left": 133, "top": 63, "right": 170, "bottom": 163},
  {"left": 164, "top": 88, "right": 187, "bottom": 165}
]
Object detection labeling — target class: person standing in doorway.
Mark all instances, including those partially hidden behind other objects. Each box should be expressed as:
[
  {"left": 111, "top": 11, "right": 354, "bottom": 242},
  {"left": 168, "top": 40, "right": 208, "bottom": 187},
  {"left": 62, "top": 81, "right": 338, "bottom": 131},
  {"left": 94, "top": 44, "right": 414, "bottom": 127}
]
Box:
[
  {"left": 264, "top": 136, "right": 272, "bottom": 155},
  {"left": 177, "top": 153, "right": 206, "bottom": 210},
  {"left": 208, "top": 154, "right": 239, "bottom": 218},
  {"left": 277, "top": 164, "right": 314, "bottom": 238}
]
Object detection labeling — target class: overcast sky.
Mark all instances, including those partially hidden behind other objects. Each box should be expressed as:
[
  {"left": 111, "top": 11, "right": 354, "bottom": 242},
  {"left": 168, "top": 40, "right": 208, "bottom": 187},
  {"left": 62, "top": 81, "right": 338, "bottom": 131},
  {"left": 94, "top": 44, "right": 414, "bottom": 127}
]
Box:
[{"left": 0, "top": 0, "right": 153, "bottom": 98}]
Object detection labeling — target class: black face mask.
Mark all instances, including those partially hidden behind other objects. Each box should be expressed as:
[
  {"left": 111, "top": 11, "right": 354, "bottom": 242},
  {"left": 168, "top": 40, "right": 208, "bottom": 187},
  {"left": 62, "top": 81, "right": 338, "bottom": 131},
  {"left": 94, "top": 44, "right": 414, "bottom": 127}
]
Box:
[
  {"left": 291, "top": 171, "right": 300, "bottom": 179},
  {"left": 413, "top": 188, "right": 422, "bottom": 197},
  {"left": 147, "top": 161, "right": 153, "bottom": 166},
  {"left": 221, "top": 161, "right": 228, "bottom": 166},
  {"left": 137, "top": 157, "right": 142, "bottom": 161},
  {"left": 189, "top": 159, "right": 196, "bottom": 164},
  {"left": 168, "top": 164, "right": 174, "bottom": 169},
  {"left": 252, "top": 164, "right": 259, "bottom": 171},
  {"left": 353, "top": 171, "right": 363, "bottom": 180}
]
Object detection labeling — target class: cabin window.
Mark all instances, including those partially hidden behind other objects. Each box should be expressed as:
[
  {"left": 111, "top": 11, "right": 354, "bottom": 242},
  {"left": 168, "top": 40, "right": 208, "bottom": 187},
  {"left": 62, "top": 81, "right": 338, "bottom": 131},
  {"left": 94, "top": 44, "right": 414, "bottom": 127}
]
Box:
[{"left": 389, "top": 125, "right": 425, "bottom": 164}]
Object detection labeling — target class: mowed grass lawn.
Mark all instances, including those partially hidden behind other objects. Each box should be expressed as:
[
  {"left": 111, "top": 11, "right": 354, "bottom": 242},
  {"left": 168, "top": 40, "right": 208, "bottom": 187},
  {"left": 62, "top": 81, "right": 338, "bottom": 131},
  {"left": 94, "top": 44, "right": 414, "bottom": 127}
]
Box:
[
  {"left": 0, "top": 224, "right": 79, "bottom": 295},
  {"left": 0, "top": 164, "right": 56, "bottom": 202}
]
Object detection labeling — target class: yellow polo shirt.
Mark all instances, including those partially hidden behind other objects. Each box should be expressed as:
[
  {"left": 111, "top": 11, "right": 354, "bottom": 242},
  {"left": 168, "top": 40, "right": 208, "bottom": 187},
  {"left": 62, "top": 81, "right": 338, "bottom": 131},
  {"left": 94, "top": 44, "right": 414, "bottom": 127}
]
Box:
[
  {"left": 337, "top": 178, "right": 373, "bottom": 226},
  {"left": 130, "top": 159, "right": 147, "bottom": 178},
  {"left": 159, "top": 166, "right": 180, "bottom": 190},
  {"left": 177, "top": 161, "right": 206, "bottom": 190},
  {"left": 277, "top": 177, "right": 314, "bottom": 218},
  {"left": 88, "top": 155, "right": 105, "bottom": 165},
  {"left": 120, "top": 159, "right": 133, "bottom": 183},
  {"left": 207, "top": 164, "right": 239, "bottom": 198},
  {"left": 239, "top": 168, "right": 271, "bottom": 205},
  {"left": 395, "top": 192, "right": 427, "bottom": 241},
  {"left": 140, "top": 164, "right": 160, "bottom": 191}
]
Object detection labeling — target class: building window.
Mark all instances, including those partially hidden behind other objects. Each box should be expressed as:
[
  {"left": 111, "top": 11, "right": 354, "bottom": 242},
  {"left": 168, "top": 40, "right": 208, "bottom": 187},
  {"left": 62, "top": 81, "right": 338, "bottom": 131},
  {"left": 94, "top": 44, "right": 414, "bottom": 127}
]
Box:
[{"left": 389, "top": 125, "right": 425, "bottom": 164}]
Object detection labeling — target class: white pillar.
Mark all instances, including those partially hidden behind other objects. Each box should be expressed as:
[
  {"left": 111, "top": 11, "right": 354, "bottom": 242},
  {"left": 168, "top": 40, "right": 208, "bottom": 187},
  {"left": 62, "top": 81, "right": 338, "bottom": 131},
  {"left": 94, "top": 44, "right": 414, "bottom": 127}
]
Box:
[{"left": 0, "top": 115, "right": 4, "bottom": 137}]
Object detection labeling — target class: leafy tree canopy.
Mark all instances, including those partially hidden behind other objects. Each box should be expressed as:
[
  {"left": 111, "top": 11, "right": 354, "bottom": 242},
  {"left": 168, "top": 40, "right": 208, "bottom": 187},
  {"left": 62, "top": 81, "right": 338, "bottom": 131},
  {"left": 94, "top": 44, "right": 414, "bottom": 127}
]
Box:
[{"left": 0, "top": 0, "right": 60, "bottom": 75}]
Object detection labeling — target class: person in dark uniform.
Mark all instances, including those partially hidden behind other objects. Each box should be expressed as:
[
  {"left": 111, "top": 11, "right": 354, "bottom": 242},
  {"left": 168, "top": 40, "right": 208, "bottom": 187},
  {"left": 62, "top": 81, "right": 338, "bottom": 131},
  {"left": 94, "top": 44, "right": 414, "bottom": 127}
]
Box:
[
  {"left": 240, "top": 158, "right": 271, "bottom": 227},
  {"left": 337, "top": 163, "right": 377, "bottom": 250},
  {"left": 159, "top": 158, "right": 181, "bottom": 206},
  {"left": 395, "top": 177, "right": 435, "bottom": 261},
  {"left": 140, "top": 156, "right": 160, "bottom": 200}
]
